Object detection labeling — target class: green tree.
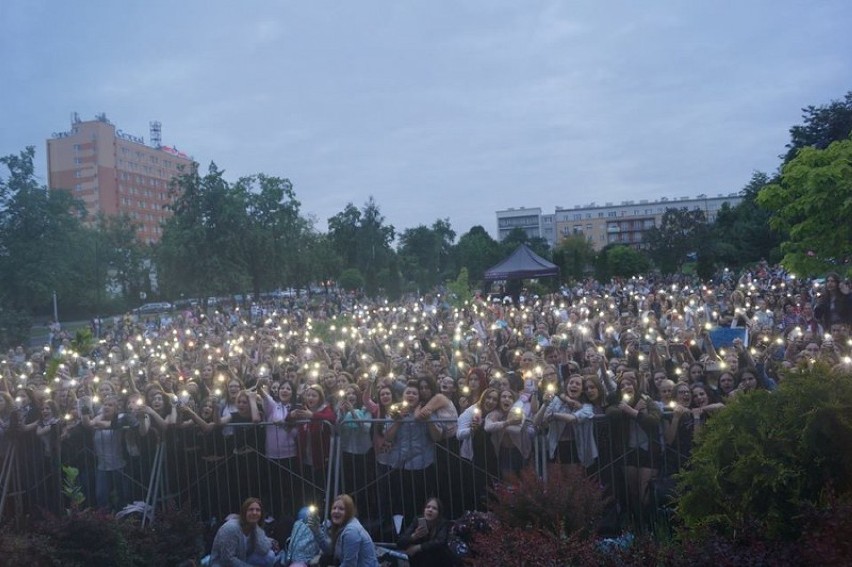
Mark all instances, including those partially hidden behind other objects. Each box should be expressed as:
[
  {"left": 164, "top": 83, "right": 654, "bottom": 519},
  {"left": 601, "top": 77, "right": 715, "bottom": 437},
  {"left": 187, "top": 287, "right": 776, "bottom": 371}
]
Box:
[
  {"left": 552, "top": 234, "right": 596, "bottom": 281},
  {"left": 712, "top": 172, "right": 784, "bottom": 268},
  {"left": 757, "top": 137, "right": 852, "bottom": 275},
  {"left": 784, "top": 91, "right": 852, "bottom": 164},
  {"left": 235, "top": 174, "right": 308, "bottom": 297},
  {"left": 500, "top": 227, "right": 551, "bottom": 260},
  {"left": 157, "top": 164, "right": 312, "bottom": 300},
  {"left": 450, "top": 225, "right": 502, "bottom": 285},
  {"left": 596, "top": 244, "right": 650, "bottom": 280},
  {"left": 398, "top": 218, "right": 456, "bottom": 292},
  {"left": 446, "top": 267, "right": 472, "bottom": 308},
  {"left": 327, "top": 197, "right": 395, "bottom": 296},
  {"left": 338, "top": 268, "right": 365, "bottom": 291},
  {"left": 300, "top": 231, "right": 342, "bottom": 292},
  {"left": 0, "top": 147, "right": 90, "bottom": 344},
  {"left": 644, "top": 207, "right": 709, "bottom": 274}
]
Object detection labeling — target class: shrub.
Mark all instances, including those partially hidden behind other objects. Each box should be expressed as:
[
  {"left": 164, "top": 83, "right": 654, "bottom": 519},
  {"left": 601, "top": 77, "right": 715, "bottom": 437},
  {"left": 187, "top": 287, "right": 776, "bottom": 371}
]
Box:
[
  {"left": 676, "top": 363, "right": 852, "bottom": 540},
  {"left": 35, "top": 508, "right": 134, "bottom": 566},
  {"left": 487, "top": 465, "right": 607, "bottom": 539},
  {"left": 0, "top": 530, "right": 57, "bottom": 567}
]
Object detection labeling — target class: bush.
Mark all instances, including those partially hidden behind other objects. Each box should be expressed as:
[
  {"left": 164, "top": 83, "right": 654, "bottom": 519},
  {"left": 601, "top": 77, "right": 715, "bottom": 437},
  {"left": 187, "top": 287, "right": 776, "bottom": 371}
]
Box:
[
  {"left": 676, "top": 363, "right": 852, "bottom": 540},
  {"left": 0, "top": 530, "right": 57, "bottom": 567},
  {"left": 36, "top": 508, "right": 134, "bottom": 566},
  {"left": 487, "top": 465, "right": 607, "bottom": 539},
  {"left": 2, "top": 505, "right": 205, "bottom": 567}
]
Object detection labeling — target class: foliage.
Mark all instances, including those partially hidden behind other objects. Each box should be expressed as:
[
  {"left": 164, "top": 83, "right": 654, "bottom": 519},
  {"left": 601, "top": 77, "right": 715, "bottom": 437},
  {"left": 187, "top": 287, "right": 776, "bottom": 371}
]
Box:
[
  {"left": 596, "top": 244, "right": 651, "bottom": 280},
  {"left": 61, "top": 465, "right": 86, "bottom": 512},
  {"left": 337, "top": 268, "right": 365, "bottom": 291},
  {"left": 158, "top": 164, "right": 311, "bottom": 299},
  {"left": 676, "top": 363, "right": 852, "bottom": 540},
  {"left": 0, "top": 147, "right": 89, "bottom": 325},
  {"left": 797, "top": 489, "right": 852, "bottom": 566},
  {"left": 644, "top": 207, "right": 710, "bottom": 274},
  {"left": 327, "top": 197, "right": 396, "bottom": 296},
  {"left": 757, "top": 137, "right": 852, "bottom": 276},
  {"left": 552, "top": 234, "right": 596, "bottom": 281},
  {"left": 487, "top": 465, "right": 606, "bottom": 539},
  {"left": 398, "top": 218, "right": 456, "bottom": 292},
  {"left": 471, "top": 526, "right": 601, "bottom": 567},
  {"left": 35, "top": 508, "right": 135, "bottom": 566},
  {"left": 450, "top": 225, "right": 502, "bottom": 286},
  {"left": 713, "top": 172, "right": 783, "bottom": 269},
  {"left": 499, "top": 227, "right": 551, "bottom": 260},
  {"left": 784, "top": 90, "right": 852, "bottom": 164},
  {"left": 1, "top": 505, "right": 204, "bottom": 567},
  {"left": 0, "top": 530, "right": 57, "bottom": 567},
  {"left": 119, "top": 504, "right": 205, "bottom": 567},
  {"left": 70, "top": 327, "right": 95, "bottom": 356},
  {"left": 446, "top": 267, "right": 472, "bottom": 307}
]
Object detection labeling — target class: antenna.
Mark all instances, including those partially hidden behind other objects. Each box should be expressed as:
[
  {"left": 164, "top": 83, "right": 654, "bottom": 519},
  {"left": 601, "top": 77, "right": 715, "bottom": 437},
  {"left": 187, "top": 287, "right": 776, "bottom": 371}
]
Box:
[{"left": 149, "top": 121, "right": 162, "bottom": 148}]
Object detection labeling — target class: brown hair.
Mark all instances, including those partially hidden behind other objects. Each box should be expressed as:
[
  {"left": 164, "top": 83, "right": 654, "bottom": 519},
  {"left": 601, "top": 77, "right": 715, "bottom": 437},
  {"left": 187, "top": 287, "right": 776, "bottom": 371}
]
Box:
[{"left": 329, "top": 494, "right": 356, "bottom": 549}]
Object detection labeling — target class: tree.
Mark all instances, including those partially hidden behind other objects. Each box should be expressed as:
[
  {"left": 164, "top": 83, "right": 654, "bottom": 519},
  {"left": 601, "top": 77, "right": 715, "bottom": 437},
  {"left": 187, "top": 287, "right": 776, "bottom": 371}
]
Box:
[
  {"left": 644, "top": 207, "right": 709, "bottom": 274},
  {"left": 157, "top": 163, "right": 249, "bottom": 300},
  {"left": 398, "top": 218, "right": 456, "bottom": 292},
  {"left": 338, "top": 268, "right": 365, "bottom": 292},
  {"left": 235, "top": 174, "right": 308, "bottom": 296},
  {"left": 712, "top": 172, "right": 784, "bottom": 268},
  {"left": 327, "top": 197, "right": 395, "bottom": 296},
  {"left": 784, "top": 91, "right": 852, "bottom": 164},
  {"left": 94, "top": 213, "right": 148, "bottom": 307},
  {"left": 552, "top": 234, "right": 596, "bottom": 282},
  {"left": 500, "top": 227, "right": 551, "bottom": 260},
  {"left": 450, "top": 225, "right": 502, "bottom": 285},
  {"left": 757, "top": 137, "right": 852, "bottom": 275},
  {"left": 0, "top": 147, "right": 90, "bottom": 344},
  {"left": 596, "top": 244, "right": 650, "bottom": 280}
]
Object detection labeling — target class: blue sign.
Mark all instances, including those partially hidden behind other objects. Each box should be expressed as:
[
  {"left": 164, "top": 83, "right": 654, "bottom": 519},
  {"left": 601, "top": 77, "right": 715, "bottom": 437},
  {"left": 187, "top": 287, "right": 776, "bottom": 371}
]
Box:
[{"left": 708, "top": 327, "right": 749, "bottom": 349}]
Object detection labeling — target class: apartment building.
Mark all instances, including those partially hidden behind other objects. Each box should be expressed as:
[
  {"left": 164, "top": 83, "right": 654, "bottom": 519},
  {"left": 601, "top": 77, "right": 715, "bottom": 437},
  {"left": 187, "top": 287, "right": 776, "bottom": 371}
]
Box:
[{"left": 496, "top": 193, "right": 742, "bottom": 251}]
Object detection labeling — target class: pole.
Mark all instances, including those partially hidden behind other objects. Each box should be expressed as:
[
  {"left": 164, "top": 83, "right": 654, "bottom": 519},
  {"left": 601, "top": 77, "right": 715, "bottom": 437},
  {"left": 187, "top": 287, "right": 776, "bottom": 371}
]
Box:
[{"left": 53, "top": 291, "right": 58, "bottom": 323}]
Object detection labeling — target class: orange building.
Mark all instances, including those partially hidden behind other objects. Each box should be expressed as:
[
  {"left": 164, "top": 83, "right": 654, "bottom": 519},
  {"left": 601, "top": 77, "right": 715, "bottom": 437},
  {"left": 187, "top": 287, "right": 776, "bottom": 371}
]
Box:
[{"left": 46, "top": 113, "right": 194, "bottom": 243}]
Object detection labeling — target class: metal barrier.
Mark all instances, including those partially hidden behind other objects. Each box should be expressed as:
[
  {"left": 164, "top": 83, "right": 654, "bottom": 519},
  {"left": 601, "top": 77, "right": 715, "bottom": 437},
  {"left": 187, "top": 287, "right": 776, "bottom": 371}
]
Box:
[{"left": 0, "top": 413, "right": 692, "bottom": 537}]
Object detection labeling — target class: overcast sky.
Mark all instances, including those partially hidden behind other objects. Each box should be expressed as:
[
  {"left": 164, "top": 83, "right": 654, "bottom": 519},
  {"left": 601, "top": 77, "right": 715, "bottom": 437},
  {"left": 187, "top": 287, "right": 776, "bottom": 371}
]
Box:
[{"left": 2, "top": 1, "right": 850, "bottom": 239}]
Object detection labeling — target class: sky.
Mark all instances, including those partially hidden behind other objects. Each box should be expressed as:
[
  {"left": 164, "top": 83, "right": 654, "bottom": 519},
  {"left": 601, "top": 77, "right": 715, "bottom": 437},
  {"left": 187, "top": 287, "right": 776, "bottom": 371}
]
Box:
[{"left": 1, "top": 1, "right": 850, "bottom": 240}]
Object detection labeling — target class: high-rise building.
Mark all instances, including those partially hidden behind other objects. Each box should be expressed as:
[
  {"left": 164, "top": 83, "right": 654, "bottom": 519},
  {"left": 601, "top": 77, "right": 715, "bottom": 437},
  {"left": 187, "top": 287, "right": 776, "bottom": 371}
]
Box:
[{"left": 46, "top": 113, "right": 194, "bottom": 243}]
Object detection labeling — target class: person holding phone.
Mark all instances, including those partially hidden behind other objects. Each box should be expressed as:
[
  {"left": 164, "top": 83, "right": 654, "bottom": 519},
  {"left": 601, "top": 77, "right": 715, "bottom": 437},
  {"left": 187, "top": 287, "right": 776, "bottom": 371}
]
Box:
[{"left": 397, "top": 497, "right": 453, "bottom": 567}]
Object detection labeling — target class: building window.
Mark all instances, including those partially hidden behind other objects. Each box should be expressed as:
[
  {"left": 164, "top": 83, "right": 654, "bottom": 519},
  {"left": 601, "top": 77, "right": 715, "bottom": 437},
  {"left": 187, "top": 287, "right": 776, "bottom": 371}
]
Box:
[
  {"left": 74, "top": 170, "right": 82, "bottom": 178},
  {"left": 608, "top": 211, "right": 617, "bottom": 217},
  {"left": 74, "top": 184, "right": 82, "bottom": 192}
]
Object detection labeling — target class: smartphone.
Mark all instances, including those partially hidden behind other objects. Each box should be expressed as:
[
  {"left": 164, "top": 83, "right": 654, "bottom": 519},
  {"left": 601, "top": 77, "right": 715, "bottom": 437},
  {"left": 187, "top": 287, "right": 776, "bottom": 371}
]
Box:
[{"left": 417, "top": 517, "right": 427, "bottom": 531}]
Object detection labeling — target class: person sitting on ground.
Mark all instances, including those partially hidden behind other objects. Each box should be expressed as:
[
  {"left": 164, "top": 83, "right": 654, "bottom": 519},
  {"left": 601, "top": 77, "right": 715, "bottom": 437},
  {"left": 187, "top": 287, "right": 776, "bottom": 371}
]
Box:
[{"left": 209, "top": 497, "right": 278, "bottom": 567}]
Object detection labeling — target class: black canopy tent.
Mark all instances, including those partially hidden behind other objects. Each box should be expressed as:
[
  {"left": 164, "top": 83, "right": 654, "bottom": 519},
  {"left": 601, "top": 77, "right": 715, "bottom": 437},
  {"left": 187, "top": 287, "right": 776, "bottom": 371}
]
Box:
[{"left": 483, "top": 244, "right": 559, "bottom": 281}]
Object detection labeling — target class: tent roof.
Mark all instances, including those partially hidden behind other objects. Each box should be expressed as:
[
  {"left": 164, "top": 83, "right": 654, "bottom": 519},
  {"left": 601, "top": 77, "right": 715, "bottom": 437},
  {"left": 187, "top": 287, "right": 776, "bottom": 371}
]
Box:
[{"left": 483, "top": 244, "right": 559, "bottom": 281}]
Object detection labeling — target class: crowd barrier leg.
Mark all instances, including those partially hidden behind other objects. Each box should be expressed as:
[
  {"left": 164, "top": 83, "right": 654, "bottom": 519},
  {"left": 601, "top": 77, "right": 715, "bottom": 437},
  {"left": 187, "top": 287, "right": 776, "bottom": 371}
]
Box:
[
  {"left": 142, "top": 442, "right": 165, "bottom": 528},
  {"left": 0, "top": 444, "right": 18, "bottom": 523}
]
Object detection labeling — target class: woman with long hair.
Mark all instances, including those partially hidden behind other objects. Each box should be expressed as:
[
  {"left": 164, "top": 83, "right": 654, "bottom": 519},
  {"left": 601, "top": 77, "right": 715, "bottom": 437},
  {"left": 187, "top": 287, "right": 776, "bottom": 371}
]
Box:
[
  {"left": 384, "top": 381, "right": 442, "bottom": 526},
  {"left": 456, "top": 387, "right": 500, "bottom": 512},
  {"left": 291, "top": 384, "right": 336, "bottom": 505},
  {"left": 309, "top": 494, "right": 378, "bottom": 567},
  {"left": 397, "top": 497, "right": 453, "bottom": 567},
  {"left": 209, "top": 497, "right": 277, "bottom": 567},
  {"left": 484, "top": 389, "right": 532, "bottom": 479}
]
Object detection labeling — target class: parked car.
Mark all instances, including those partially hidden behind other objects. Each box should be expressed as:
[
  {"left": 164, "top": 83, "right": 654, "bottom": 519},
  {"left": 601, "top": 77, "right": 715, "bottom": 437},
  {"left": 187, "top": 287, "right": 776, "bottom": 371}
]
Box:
[{"left": 132, "top": 302, "right": 173, "bottom": 315}]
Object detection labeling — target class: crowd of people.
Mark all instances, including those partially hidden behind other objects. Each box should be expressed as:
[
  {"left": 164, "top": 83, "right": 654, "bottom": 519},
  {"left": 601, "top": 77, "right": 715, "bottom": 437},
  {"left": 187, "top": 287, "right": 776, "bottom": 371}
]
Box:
[{"left": 2, "top": 262, "right": 851, "bottom": 551}]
